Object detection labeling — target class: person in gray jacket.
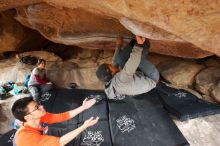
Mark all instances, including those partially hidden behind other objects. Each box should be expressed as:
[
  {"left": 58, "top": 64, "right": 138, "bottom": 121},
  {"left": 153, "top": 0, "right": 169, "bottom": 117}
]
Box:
[
  {"left": 28, "top": 59, "right": 52, "bottom": 100},
  {"left": 96, "top": 36, "right": 159, "bottom": 99}
]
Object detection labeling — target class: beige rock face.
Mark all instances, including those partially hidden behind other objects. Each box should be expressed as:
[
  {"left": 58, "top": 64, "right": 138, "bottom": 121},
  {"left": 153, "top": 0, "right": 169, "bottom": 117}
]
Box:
[
  {"left": 0, "top": 11, "right": 47, "bottom": 53},
  {"left": 0, "top": 93, "right": 29, "bottom": 134},
  {"left": 204, "top": 57, "right": 220, "bottom": 67},
  {"left": 119, "top": 17, "right": 186, "bottom": 43},
  {"left": 202, "top": 94, "right": 216, "bottom": 103},
  {"left": 149, "top": 40, "right": 212, "bottom": 58},
  {"left": 4, "top": 2, "right": 211, "bottom": 58},
  {"left": 195, "top": 67, "right": 220, "bottom": 96},
  {"left": 47, "top": 66, "right": 104, "bottom": 89},
  {"left": 147, "top": 53, "right": 177, "bottom": 66},
  {"left": 158, "top": 60, "right": 205, "bottom": 87},
  {"left": 0, "top": 0, "right": 41, "bottom": 11},
  {"left": 0, "top": 51, "right": 62, "bottom": 85},
  {"left": 211, "top": 81, "right": 220, "bottom": 103},
  {"left": 15, "top": 4, "right": 132, "bottom": 48},
  {"left": 0, "top": 59, "right": 33, "bottom": 85},
  {"left": 0, "top": 102, "right": 14, "bottom": 134},
  {"left": 0, "top": 1, "right": 218, "bottom": 58},
  {"left": 0, "top": 50, "right": 104, "bottom": 89},
  {"left": 42, "top": 0, "right": 220, "bottom": 56},
  {"left": 17, "top": 51, "right": 62, "bottom": 62}
]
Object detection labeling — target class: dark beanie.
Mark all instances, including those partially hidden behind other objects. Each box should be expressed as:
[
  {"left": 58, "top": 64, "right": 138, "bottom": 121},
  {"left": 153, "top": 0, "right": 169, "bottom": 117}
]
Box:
[{"left": 96, "top": 64, "right": 113, "bottom": 83}]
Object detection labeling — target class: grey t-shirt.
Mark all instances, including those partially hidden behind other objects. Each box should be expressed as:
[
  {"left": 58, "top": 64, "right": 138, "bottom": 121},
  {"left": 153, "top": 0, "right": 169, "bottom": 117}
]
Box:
[{"left": 28, "top": 67, "right": 46, "bottom": 86}]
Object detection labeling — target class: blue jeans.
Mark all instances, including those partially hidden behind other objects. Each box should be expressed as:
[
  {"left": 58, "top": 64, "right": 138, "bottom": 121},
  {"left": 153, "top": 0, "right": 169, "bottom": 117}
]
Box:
[{"left": 114, "top": 39, "right": 159, "bottom": 82}]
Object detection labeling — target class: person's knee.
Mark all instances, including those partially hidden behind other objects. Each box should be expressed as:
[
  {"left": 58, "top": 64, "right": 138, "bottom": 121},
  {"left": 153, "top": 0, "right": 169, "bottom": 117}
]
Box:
[
  {"left": 151, "top": 69, "right": 160, "bottom": 83},
  {"left": 30, "top": 90, "right": 40, "bottom": 100},
  {"left": 28, "top": 86, "right": 40, "bottom": 99},
  {"left": 32, "top": 93, "right": 40, "bottom": 100},
  {"left": 41, "top": 84, "right": 53, "bottom": 92},
  {"left": 46, "top": 84, "right": 53, "bottom": 90}
]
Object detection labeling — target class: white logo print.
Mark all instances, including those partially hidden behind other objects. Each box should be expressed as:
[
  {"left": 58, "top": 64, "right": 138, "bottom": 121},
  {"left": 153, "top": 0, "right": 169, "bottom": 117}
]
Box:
[
  {"left": 116, "top": 115, "right": 136, "bottom": 133},
  {"left": 174, "top": 91, "right": 187, "bottom": 98},
  {"left": 114, "top": 95, "right": 126, "bottom": 100},
  {"left": 8, "top": 133, "right": 15, "bottom": 143},
  {"left": 82, "top": 131, "right": 104, "bottom": 146},
  {"left": 87, "top": 94, "right": 103, "bottom": 103},
  {"left": 40, "top": 92, "right": 51, "bottom": 101}
]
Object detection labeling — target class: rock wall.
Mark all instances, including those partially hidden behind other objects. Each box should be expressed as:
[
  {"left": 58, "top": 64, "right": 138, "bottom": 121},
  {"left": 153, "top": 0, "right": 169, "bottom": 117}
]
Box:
[
  {"left": 1, "top": 1, "right": 219, "bottom": 58},
  {"left": 0, "top": 10, "right": 48, "bottom": 53},
  {"left": 1, "top": 49, "right": 220, "bottom": 104},
  {"left": 42, "top": 0, "right": 220, "bottom": 56}
]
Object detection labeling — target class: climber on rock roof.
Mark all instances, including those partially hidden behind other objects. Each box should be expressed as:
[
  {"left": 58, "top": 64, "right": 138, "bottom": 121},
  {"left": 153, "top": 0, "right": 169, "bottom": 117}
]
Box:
[{"left": 96, "top": 35, "right": 159, "bottom": 99}]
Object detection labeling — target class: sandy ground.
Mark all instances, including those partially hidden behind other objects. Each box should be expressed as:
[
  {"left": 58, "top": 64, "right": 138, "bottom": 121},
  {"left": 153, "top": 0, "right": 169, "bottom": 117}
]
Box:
[{"left": 175, "top": 115, "right": 220, "bottom": 146}]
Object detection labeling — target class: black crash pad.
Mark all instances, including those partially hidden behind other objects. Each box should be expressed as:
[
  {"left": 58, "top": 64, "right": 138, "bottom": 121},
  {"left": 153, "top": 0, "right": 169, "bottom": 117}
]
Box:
[
  {"left": 39, "top": 90, "right": 57, "bottom": 112},
  {"left": 108, "top": 90, "right": 189, "bottom": 146},
  {"left": 40, "top": 88, "right": 189, "bottom": 146},
  {"left": 157, "top": 83, "right": 220, "bottom": 121},
  {"left": 0, "top": 129, "right": 16, "bottom": 146},
  {"left": 40, "top": 89, "right": 107, "bottom": 126},
  {"left": 77, "top": 121, "right": 113, "bottom": 146}
]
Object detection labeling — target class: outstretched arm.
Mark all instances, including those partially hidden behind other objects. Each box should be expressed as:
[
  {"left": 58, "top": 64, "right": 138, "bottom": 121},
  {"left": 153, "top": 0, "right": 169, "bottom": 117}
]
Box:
[
  {"left": 38, "top": 117, "right": 99, "bottom": 146},
  {"left": 59, "top": 117, "right": 99, "bottom": 146},
  {"left": 69, "top": 98, "right": 96, "bottom": 119},
  {"left": 119, "top": 36, "right": 146, "bottom": 82},
  {"left": 40, "top": 98, "right": 96, "bottom": 124},
  {"left": 112, "top": 37, "right": 137, "bottom": 68},
  {"left": 112, "top": 36, "right": 124, "bottom": 66}
]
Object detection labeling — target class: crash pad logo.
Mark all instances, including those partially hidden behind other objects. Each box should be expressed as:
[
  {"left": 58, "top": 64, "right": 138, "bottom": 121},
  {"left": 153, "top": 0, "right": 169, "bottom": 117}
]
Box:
[
  {"left": 40, "top": 92, "right": 51, "bottom": 102},
  {"left": 82, "top": 131, "right": 104, "bottom": 146},
  {"left": 174, "top": 91, "right": 187, "bottom": 98},
  {"left": 116, "top": 115, "right": 136, "bottom": 133},
  {"left": 87, "top": 94, "right": 103, "bottom": 103},
  {"left": 8, "top": 133, "right": 15, "bottom": 143},
  {"left": 114, "top": 95, "right": 126, "bottom": 100}
]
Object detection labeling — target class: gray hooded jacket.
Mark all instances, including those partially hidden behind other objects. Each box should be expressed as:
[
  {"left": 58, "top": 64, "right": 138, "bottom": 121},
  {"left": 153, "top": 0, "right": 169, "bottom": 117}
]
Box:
[{"left": 105, "top": 46, "right": 156, "bottom": 99}]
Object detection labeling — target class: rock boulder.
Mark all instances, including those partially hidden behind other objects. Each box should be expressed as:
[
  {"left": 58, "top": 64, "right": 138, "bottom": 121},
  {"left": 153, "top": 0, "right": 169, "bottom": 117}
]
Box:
[
  {"left": 158, "top": 60, "right": 205, "bottom": 87},
  {"left": 195, "top": 67, "right": 220, "bottom": 97}
]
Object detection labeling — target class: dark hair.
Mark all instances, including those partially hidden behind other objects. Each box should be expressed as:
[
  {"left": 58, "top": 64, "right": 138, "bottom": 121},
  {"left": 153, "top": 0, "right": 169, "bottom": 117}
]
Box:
[
  {"left": 96, "top": 63, "right": 113, "bottom": 83},
  {"left": 37, "top": 59, "right": 46, "bottom": 66},
  {"left": 11, "top": 97, "right": 34, "bottom": 122}
]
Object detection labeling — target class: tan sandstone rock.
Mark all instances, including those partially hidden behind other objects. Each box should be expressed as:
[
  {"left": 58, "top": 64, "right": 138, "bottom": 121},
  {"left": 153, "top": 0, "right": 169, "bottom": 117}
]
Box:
[
  {"left": 158, "top": 60, "right": 205, "bottom": 88},
  {"left": 17, "top": 51, "right": 62, "bottom": 62},
  {"left": 0, "top": 0, "right": 219, "bottom": 58},
  {"left": 42, "top": 0, "right": 220, "bottom": 56},
  {"left": 0, "top": 11, "right": 47, "bottom": 53},
  {"left": 204, "top": 57, "right": 220, "bottom": 67},
  {"left": 195, "top": 67, "right": 220, "bottom": 96},
  {"left": 0, "top": 103, "right": 14, "bottom": 134},
  {"left": 12, "top": 2, "right": 213, "bottom": 58},
  {"left": 0, "top": 93, "right": 30, "bottom": 134},
  {"left": 0, "top": 0, "right": 41, "bottom": 11},
  {"left": 211, "top": 81, "right": 220, "bottom": 103},
  {"left": 47, "top": 65, "right": 103, "bottom": 90},
  {"left": 0, "top": 51, "right": 62, "bottom": 85},
  {"left": 15, "top": 3, "right": 132, "bottom": 49},
  {"left": 202, "top": 94, "right": 217, "bottom": 104}
]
